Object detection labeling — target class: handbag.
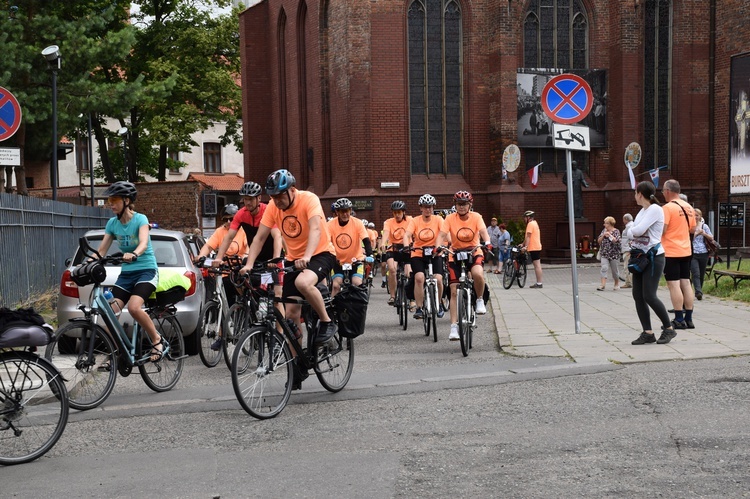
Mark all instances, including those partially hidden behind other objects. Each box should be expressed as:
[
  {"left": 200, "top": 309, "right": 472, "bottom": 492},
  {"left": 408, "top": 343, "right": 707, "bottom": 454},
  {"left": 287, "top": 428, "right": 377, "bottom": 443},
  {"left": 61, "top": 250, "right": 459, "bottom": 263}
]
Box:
[
  {"left": 704, "top": 237, "right": 720, "bottom": 256},
  {"left": 595, "top": 250, "right": 601, "bottom": 261},
  {"left": 628, "top": 249, "right": 649, "bottom": 273}
]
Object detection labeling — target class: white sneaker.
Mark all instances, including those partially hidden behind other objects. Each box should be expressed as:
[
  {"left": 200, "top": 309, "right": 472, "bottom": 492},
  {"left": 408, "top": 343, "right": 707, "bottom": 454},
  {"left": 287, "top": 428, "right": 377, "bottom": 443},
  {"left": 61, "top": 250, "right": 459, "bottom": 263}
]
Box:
[
  {"left": 475, "top": 298, "right": 487, "bottom": 315},
  {"left": 449, "top": 323, "right": 459, "bottom": 341}
]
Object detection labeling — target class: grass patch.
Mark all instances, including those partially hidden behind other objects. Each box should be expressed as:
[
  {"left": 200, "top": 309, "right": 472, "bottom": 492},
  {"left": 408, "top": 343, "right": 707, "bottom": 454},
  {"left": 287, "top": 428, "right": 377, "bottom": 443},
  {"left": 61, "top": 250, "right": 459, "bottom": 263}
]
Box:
[
  {"left": 703, "top": 259, "right": 750, "bottom": 303},
  {"left": 14, "top": 288, "right": 58, "bottom": 327}
]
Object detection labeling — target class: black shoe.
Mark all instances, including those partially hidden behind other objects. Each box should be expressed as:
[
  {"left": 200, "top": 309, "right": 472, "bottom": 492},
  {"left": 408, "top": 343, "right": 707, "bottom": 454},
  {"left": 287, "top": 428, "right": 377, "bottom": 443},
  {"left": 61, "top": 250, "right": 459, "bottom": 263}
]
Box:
[
  {"left": 684, "top": 320, "right": 695, "bottom": 329},
  {"left": 668, "top": 309, "right": 675, "bottom": 313},
  {"left": 413, "top": 307, "right": 424, "bottom": 320},
  {"left": 529, "top": 283, "right": 543, "bottom": 289},
  {"left": 210, "top": 338, "right": 224, "bottom": 351},
  {"left": 314, "top": 321, "right": 337, "bottom": 345},
  {"left": 381, "top": 279, "right": 387, "bottom": 289},
  {"left": 695, "top": 292, "right": 703, "bottom": 301},
  {"left": 657, "top": 327, "right": 677, "bottom": 344},
  {"left": 671, "top": 319, "right": 687, "bottom": 330},
  {"left": 632, "top": 332, "right": 656, "bottom": 345},
  {"left": 437, "top": 305, "right": 445, "bottom": 319}
]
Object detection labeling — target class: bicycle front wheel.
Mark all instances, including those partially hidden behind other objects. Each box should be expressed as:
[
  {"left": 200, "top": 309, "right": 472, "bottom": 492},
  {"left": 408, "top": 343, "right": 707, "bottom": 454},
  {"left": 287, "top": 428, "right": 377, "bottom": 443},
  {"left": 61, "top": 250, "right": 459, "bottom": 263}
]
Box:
[
  {"left": 232, "top": 327, "right": 292, "bottom": 419},
  {"left": 224, "top": 303, "right": 249, "bottom": 370},
  {"left": 45, "top": 322, "right": 117, "bottom": 411},
  {"left": 139, "top": 314, "right": 185, "bottom": 392},
  {"left": 458, "top": 288, "right": 471, "bottom": 357},
  {"left": 430, "top": 287, "right": 438, "bottom": 343},
  {"left": 517, "top": 259, "right": 528, "bottom": 288},
  {"left": 502, "top": 259, "right": 515, "bottom": 289},
  {"left": 0, "top": 352, "right": 69, "bottom": 465},
  {"left": 315, "top": 333, "right": 354, "bottom": 392},
  {"left": 198, "top": 301, "right": 222, "bottom": 368},
  {"left": 399, "top": 282, "right": 409, "bottom": 331}
]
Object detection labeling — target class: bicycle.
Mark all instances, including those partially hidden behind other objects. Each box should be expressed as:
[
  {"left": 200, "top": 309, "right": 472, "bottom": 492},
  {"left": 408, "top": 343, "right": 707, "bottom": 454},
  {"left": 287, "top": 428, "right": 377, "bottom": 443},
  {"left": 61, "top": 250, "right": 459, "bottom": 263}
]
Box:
[
  {"left": 387, "top": 245, "right": 411, "bottom": 331},
  {"left": 441, "top": 245, "right": 483, "bottom": 356},
  {"left": 416, "top": 246, "right": 440, "bottom": 343},
  {"left": 502, "top": 245, "right": 528, "bottom": 289},
  {"left": 231, "top": 259, "right": 355, "bottom": 419},
  {"left": 198, "top": 256, "right": 258, "bottom": 369},
  {"left": 45, "top": 237, "right": 186, "bottom": 411},
  {"left": 0, "top": 323, "right": 69, "bottom": 465}
]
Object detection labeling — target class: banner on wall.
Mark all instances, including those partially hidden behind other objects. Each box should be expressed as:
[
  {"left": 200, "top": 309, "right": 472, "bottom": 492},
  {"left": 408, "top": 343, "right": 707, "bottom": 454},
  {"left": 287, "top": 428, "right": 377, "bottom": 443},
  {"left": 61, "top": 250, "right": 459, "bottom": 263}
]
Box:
[{"left": 730, "top": 53, "right": 750, "bottom": 194}]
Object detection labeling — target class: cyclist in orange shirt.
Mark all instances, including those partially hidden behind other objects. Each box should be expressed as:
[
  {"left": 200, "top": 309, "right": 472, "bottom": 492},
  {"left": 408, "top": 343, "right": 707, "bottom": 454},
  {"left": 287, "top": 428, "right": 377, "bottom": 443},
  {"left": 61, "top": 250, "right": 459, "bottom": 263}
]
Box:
[
  {"left": 327, "top": 198, "right": 374, "bottom": 296},
  {"left": 439, "top": 191, "right": 491, "bottom": 341},
  {"left": 404, "top": 194, "right": 445, "bottom": 321},
  {"left": 522, "top": 210, "right": 543, "bottom": 288},
  {"left": 242, "top": 169, "right": 338, "bottom": 345},
  {"left": 381, "top": 200, "right": 413, "bottom": 305}
]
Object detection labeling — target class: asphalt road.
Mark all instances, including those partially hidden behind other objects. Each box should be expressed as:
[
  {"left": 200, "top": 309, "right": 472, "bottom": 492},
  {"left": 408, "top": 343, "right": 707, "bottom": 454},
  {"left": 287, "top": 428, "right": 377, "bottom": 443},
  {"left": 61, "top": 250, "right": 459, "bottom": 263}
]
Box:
[{"left": 4, "top": 283, "right": 750, "bottom": 497}]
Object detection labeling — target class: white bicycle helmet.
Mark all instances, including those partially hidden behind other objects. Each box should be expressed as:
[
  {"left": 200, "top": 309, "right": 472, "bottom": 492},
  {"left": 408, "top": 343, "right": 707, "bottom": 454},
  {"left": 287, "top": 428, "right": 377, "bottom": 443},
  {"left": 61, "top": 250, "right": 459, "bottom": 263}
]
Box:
[{"left": 418, "top": 194, "right": 437, "bottom": 206}]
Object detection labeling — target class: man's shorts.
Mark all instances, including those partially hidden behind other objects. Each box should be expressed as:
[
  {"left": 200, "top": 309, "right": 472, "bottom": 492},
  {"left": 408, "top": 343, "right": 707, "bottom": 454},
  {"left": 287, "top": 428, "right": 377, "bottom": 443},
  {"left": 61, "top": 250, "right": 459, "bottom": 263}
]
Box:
[
  {"left": 664, "top": 255, "right": 692, "bottom": 281},
  {"left": 282, "top": 252, "right": 336, "bottom": 299},
  {"left": 332, "top": 262, "right": 364, "bottom": 280},
  {"left": 529, "top": 250, "right": 542, "bottom": 262}
]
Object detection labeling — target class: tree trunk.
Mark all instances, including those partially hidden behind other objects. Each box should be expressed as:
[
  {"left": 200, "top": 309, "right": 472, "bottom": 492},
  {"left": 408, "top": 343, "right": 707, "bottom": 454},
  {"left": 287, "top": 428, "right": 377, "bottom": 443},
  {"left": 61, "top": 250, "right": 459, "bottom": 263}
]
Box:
[
  {"left": 92, "top": 115, "right": 115, "bottom": 183},
  {"left": 158, "top": 144, "right": 167, "bottom": 181}
]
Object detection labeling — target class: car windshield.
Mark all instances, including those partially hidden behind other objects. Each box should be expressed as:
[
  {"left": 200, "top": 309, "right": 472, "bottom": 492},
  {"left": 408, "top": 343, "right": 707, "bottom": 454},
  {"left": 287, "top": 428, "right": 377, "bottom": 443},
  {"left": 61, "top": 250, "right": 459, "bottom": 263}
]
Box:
[{"left": 75, "top": 236, "right": 186, "bottom": 267}]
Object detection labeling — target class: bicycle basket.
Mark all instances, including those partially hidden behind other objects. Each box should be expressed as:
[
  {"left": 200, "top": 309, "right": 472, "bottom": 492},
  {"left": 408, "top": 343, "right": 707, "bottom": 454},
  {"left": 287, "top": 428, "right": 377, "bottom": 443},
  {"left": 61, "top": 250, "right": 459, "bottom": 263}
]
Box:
[
  {"left": 333, "top": 284, "right": 369, "bottom": 338},
  {"left": 70, "top": 260, "right": 107, "bottom": 286}
]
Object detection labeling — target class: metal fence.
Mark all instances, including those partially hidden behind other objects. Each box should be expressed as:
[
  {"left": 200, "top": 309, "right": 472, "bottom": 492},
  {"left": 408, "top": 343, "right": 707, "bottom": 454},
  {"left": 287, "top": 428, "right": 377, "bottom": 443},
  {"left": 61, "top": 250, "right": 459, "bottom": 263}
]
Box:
[{"left": 0, "top": 192, "right": 111, "bottom": 307}]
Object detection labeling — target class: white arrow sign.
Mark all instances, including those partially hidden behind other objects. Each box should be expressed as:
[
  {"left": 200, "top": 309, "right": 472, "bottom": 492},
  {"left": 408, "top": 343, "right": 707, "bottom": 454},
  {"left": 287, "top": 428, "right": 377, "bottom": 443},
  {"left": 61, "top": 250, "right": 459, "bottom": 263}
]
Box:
[{"left": 552, "top": 123, "right": 590, "bottom": 152}]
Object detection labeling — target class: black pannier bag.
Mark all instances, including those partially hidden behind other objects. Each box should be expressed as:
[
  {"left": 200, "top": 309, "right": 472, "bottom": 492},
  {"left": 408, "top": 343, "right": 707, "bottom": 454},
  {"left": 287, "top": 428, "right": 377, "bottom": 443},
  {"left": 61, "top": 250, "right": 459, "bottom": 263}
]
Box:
[
  {"left": 0, "top": 307, "right": 53, "bottom": 348},
  {"left": 333, "top": 284, "right": 369, "bottom": 338}
]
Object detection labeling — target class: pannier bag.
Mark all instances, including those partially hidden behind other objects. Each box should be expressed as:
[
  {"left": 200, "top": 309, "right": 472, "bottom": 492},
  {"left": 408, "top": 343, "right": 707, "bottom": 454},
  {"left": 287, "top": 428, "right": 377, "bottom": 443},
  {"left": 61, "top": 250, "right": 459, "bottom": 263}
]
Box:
[
  {"left": 0, "top": 307, "right": 53, "bottom": 348},
  {"left": 333, "top": 284, "right": 369, "bottom": 338},
  {"left": 70, "top": 260, "right": 107, "bottom": 286}
]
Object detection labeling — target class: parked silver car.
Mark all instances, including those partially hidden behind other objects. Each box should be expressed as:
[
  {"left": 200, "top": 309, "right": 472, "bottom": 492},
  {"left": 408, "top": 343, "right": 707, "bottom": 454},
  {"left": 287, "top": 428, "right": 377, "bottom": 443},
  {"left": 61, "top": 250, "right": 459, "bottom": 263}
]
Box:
[{"left": 57, "top": 229, "right": 206, "bottom": 355}]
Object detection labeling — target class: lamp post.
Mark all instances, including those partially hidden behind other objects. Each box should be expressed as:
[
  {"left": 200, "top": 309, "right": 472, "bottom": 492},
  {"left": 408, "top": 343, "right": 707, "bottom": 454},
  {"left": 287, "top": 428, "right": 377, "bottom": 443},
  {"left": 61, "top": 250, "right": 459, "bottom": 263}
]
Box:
[
  {"left": 42, "top": 45, "right": 61, "bottom": 201},
  {"left": 118, "top": 127, "right": 129, "bottom": 181},
  {"left": 87, "top": 114, "right": 94, "bottom": 206}
]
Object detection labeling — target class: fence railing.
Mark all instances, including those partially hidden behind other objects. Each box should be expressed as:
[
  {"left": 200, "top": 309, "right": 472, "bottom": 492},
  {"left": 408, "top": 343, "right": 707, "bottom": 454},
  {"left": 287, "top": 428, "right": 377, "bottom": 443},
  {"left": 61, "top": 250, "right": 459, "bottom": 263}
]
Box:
[{"left": 0, "top": 192, "right": 111, "bottom": 307}]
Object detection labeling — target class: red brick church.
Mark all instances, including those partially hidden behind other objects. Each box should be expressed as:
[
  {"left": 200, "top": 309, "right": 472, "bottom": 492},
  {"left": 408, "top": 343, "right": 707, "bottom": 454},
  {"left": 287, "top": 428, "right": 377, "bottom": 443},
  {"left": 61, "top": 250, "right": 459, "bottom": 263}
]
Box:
[{"left": 239, "top": 0, "right": 750, "bottom": 254}]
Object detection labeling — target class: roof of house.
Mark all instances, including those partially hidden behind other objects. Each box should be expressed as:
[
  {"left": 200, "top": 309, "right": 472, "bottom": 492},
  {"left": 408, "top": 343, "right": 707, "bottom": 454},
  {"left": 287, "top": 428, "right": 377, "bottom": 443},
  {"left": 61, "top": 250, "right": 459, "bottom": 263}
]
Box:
[{"left": 187, "top": 173, "right": 245, "bottom": 192}]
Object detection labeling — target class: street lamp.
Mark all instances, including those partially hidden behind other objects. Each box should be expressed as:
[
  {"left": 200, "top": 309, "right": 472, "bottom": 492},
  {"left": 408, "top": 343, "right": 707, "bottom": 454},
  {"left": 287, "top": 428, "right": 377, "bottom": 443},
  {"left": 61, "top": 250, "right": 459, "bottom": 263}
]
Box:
[
  {"left": 42, "top": 45, "right": 61, "bottom": 201},
  {"left": 118, "top": 127, "right": 128, "bottom": 181}
]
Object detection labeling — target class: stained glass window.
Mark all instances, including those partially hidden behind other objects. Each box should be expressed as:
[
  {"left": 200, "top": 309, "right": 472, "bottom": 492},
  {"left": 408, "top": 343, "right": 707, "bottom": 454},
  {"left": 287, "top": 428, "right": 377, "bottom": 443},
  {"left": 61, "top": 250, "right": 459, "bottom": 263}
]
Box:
[
  {"left": 523, "top": 0, "right": 588, "bottom": 69},
  {"left": 644, "top": 0, "right": 671, "bottom": 171},
  {"left": 408, "top": 0, "right": 463, "bottom": 175}
]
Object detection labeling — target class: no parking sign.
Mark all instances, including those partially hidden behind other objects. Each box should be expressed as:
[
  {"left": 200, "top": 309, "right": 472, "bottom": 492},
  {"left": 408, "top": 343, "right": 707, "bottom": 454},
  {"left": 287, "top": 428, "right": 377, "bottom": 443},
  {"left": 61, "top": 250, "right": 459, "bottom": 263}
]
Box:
[{"left": 0, "top": 86, "right": 22, "bottom": 141}]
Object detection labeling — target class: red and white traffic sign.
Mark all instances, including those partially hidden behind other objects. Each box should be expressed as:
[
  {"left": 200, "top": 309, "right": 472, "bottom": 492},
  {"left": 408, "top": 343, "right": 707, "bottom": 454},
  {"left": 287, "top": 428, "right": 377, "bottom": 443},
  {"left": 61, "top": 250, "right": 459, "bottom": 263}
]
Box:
[
  {"left": 541, "top": 74, "right": 593, "bottom": 125},
  {"left": 0, "top": 86, "right": 22, "bottom": 141}
]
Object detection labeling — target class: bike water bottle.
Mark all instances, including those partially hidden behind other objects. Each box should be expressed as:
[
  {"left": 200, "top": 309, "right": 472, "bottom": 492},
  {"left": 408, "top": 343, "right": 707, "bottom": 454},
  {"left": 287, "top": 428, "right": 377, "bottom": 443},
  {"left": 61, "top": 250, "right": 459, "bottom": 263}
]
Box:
[
  {"left": 103, "top": 289, "right": 122, "bottom": 318},
  {"left": 257, "top": 298, "right": 268, "bottom": 321}
]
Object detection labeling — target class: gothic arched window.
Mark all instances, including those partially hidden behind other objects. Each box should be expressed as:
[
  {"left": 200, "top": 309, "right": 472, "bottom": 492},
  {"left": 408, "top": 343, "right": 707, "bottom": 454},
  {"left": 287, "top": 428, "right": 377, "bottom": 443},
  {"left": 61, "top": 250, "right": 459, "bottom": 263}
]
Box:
[
  {"left": 523, "top": 0, "right": 588, "bottom": 69},
  {"left": 407, "top": 0, "right": 463, "bottom": 175}
]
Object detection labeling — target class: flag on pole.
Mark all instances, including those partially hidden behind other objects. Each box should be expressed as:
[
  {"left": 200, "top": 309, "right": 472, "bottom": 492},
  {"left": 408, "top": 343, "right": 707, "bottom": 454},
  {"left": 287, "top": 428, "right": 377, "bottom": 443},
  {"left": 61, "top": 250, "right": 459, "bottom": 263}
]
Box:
[
  {"left": 627, "top": 165, "right": 636, "bottom": 190},
  {"left": 527, "top": 162, "right": 542, "bottom": 188},
  {"left": 649, "top": 168, "right": 659, "bottom": 188}
]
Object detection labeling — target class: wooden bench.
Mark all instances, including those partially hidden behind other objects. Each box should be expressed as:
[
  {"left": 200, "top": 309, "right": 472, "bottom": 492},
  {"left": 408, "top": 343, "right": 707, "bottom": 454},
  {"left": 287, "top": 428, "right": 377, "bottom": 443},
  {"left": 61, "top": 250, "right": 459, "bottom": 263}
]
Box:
[{"left": 713, "top": 248, "right": 750, "bottom": 290}]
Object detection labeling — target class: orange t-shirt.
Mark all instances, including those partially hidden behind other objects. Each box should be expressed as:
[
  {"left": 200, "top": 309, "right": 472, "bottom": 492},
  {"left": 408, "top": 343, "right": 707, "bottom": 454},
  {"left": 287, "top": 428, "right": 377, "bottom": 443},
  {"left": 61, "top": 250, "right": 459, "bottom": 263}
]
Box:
[
  {"left": 441, "top": 212, "right": 487, "bottom": 260},
  {"left": 207, "top": 225, "right": 247, "bottom": 257},
  {"left": 327, "top": 217, "right": 369, "bottom": 264},
  {"left": 367, "top": 228, "right": 378, "bottom": 247},
  {"left": 383, "top": 216, "right": 413, "bottom": 246},
  {"left": 261, "top": 190, "right": 335, "bottom": 260},
  {"left": 406, "top": 215, "right": 442, "bottom": 257},
  {"left": 662, "top": 200, "right": 696, "bottom": 257},
  {"left": 526, "top": 220, "right": 542, "bottom": 251}
]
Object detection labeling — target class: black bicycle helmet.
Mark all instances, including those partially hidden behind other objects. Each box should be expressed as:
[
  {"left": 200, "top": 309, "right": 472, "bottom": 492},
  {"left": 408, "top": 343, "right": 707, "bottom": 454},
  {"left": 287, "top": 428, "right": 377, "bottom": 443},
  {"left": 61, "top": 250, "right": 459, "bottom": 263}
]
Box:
[
  {"left": 103, "top": 181, "right": 137, "bottom": 202},
  {"left": 333, "top": 198, "right": 353, "bottom": 210},
  {"left": 391, "top": 200, "right": 406, "bottom": 211},
  {"left": 239, "top": 181, "right": 262, "bottom": 197},
  {"left": 265, "top": 169, "right": 296, "bottom": 196},
  {"left": 222, "top": 204, "right": 239, "bottom": 217}
]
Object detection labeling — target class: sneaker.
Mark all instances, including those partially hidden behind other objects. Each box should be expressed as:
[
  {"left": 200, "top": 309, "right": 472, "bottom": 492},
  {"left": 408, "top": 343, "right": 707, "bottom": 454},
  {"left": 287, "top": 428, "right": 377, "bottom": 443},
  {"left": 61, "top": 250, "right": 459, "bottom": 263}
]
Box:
[
  {"left": 314, "top": 321, "right": 337, "bottom": 345},
  {"left": 622, "top": 284, "right": 632, "bottom": 289},
  {"left": 684, "top": 320, "right": 695, "bottom": 329},
  {"left": 529, "top": 283, "right": 543, "bottom": 289},
  {"left": 449, "top": 323, "right": 460, "bottom": 341},
  {"left": 437, "top": 305, "right": 445, "bottom": 319},
  {"left": 381, "top": 278, "right": 387, "bottom": 289},
  {"left": 210, "top": 338, "right": 224, "bottom": 351},
  {"left": 475, "top": 298, "right": 487, "bottom": 315},
  {"left": 671, "top": 319, "right": 687, "bottom": 330},
  {"left": 413, "top": 307, "right": 424, "bottom": 320},
  {"left": 631, "top": 332, "right": 656, "bottom": 345},
  {"left": 657, "top": 327, "right": 677, "bottom": 344}
]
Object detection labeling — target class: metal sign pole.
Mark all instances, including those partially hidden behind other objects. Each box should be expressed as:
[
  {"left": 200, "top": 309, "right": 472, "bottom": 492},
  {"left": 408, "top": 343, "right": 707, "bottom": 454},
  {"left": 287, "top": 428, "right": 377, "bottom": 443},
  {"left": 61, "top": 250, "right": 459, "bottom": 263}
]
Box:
[{"left": 565, "top": 149, "right": 582, "bottom": 334}]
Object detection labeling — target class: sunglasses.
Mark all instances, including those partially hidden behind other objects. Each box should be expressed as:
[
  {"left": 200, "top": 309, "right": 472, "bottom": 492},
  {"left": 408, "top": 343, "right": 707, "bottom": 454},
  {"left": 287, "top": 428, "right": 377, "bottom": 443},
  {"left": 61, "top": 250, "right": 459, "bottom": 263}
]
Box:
[{"left": 222, "top": 217, "right": 233, "bottom": 222}]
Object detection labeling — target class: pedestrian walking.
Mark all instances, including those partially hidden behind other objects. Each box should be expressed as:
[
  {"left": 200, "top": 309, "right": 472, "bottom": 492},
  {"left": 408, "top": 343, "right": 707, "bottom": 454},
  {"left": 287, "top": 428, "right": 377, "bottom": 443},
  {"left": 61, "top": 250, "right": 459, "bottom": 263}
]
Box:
[
  {"left": 621, "top": 213, "right": 634, "bottom": 288},
  {"left": 690, "top": 208, "right": 714, "bottom": 301},
  {"left": 596, "top": 216, "right": 621, "bottom": 290},
  {"left": 486, "top": 217, "right": 502, "bottom": 273}
]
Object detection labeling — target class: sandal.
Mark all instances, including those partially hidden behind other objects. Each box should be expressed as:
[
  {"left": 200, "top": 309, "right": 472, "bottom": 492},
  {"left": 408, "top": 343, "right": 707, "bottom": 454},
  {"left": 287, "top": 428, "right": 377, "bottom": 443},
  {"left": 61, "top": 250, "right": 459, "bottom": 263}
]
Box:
[
  {"left": 150, "top": 338, "right": 170, "bottom": 362},
  {"left": 387, "top": 296, "right": 395, "bottom": 306},
  {"left": 493, "top": 270, "right": 501, "bottom": 274}
]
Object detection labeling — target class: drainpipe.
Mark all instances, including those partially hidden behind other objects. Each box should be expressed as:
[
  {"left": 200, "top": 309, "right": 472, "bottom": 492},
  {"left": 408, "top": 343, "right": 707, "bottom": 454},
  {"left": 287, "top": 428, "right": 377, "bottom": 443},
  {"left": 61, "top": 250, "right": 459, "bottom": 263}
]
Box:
[{"left": 708, "top": 0, "right": 716, "bottom": 228}]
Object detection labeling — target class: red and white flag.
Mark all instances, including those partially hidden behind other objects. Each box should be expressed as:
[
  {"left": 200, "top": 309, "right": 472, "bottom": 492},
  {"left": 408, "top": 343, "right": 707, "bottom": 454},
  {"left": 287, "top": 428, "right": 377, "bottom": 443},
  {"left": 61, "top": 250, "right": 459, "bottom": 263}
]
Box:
[{"left": 526, "top": 162, "right": 542, "bottom": 188}]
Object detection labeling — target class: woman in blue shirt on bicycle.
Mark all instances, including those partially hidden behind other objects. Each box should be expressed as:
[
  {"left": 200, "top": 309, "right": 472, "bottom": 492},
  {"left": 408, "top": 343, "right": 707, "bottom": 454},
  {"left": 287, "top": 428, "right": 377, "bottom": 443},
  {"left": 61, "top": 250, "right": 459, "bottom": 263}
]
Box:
[{"left": 96, "top": 181, "right": 164, "bottom": 361}]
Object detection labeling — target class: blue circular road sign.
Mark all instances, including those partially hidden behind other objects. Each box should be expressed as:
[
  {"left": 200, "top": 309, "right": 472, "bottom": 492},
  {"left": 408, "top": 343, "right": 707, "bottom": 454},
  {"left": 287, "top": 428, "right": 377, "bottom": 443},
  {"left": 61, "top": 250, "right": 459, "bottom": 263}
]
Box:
[
  {"left": 541, "top": 74, "right": 593, "bottom": 125},
  {"left": 0, "top": 86, "right": 22, "bottom": 141}
]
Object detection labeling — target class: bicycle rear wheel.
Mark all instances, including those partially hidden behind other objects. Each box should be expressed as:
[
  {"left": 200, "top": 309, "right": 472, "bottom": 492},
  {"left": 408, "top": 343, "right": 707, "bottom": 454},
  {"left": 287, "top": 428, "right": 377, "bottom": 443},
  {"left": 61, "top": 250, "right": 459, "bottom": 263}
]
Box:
[
  {"left": 224, "top": 303, "right": 249, "bottom": 370},
  {"left": 502, "top": 259, "right": 515, "bottom": 289},
  {"left": 44, "top": 322, "right": 117, "bottom": 411},
  {"left": 232, "top": 327, "right": 292, "bottom": 419},
  {"left": 430, "top": 287, "right": 438, "bottom": 343},
  {"left": 0, "top": 352, "right": 69, "bottom": 465},
  {"left": 517, "top": 260, "right": 528, "bottom": 288},
  {"left": 198, "top": 300, "right": 222, "bottom": 368},
  {"left": 139, "top": 314, "right": 185, "bottom": 392},
  {"left": 395, "top": 282, "right": 404, "bottom": 326},
  {"left": 315, "top": 333, "right": 354, "bottom": 392},
  {"left": 399, "top": 281, "right": 409, "bottom": 331},
  {"left": 458, "top": 288, "right": 471, "bottom": 357}
]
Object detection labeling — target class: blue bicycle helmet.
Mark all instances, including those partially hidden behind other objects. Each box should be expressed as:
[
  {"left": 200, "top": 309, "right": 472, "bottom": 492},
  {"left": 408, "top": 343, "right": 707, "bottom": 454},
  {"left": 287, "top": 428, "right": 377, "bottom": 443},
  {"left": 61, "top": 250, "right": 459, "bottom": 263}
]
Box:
[{"left": 265, "top": 169, "right": 296, "bottom": 196}]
